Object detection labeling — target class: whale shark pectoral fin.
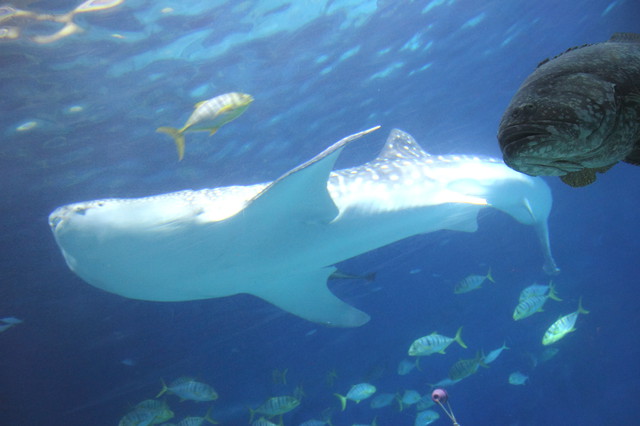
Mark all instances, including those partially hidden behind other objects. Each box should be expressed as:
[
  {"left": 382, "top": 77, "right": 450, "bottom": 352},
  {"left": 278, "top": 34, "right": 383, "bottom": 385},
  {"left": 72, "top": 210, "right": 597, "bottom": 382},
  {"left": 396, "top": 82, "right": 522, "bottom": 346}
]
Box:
[
  {"left": 241, "top": 126, "right": 380, "bottom": 224},
  {"left": 250, "top": 267, "right": 371, "bottom": 327}
]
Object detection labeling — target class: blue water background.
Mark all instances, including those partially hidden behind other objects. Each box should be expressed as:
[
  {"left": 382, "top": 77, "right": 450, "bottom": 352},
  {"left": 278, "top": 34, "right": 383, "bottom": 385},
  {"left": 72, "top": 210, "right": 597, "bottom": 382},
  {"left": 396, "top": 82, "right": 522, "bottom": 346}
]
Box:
[{"left": 1, "top": 0, "right": 639, "bottom": 424}]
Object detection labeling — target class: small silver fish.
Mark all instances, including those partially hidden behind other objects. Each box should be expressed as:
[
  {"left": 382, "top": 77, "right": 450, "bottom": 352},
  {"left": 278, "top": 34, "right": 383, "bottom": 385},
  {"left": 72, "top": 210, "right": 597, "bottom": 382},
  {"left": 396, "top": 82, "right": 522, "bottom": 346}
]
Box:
[
  {"left": 482, "top": 342, "right": 509, "bottom": 364},
  {"left": 415, "top": 409, "right": 440, "bottom": 425},
  {"left": 508, "top": 371, "right": 529, "bottom": 385},
  {"left": 370, "top": 392, "right": 397, "bottom": 409}
]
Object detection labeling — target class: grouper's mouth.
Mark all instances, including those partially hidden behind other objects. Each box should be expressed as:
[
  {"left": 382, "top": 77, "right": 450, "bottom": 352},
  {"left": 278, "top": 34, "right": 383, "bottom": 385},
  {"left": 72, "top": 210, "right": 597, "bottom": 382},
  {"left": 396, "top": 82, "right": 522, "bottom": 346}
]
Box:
[{"left": 498, "top": 124, "right": 588, "bottom": 176}]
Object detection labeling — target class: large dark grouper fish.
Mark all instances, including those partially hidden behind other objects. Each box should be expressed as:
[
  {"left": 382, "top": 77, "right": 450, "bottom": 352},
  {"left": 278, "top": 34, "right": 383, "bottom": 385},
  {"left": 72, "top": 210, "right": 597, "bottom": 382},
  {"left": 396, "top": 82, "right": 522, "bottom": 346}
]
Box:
[{"left": 498, "top": 33, "right": 640, "bottom": 187}]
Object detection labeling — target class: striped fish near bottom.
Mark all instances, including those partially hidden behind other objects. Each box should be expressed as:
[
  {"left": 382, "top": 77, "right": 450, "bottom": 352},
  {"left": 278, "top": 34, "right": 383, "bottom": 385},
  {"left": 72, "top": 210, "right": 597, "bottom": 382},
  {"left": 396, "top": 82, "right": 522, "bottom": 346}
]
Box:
[
  {"left": 249, "top": 396, "right": 300, "bottom": 423},
  {"left": 156, "top": 377, "right": 218, "bottom": 402},
  {"left": 542, "top": 298, "right": 589, "bottom": 345},
  {"left": 408, "top": 327, "right": 467, "bottom": 356},
  {"left": 334, "top": 383, "right": 377, "bottom": 411}
]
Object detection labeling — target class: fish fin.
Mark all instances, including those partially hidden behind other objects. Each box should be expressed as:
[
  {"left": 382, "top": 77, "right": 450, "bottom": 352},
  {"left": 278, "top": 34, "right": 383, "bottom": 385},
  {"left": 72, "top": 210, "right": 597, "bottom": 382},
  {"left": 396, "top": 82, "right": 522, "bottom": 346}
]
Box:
[
  {"left": 209, "top": 127, "right": 219, "bottom": 136},
  {"left": 577, "top": 297, "right": 590, "bottom": 315},
  {"left": 241, "top": 127, "right": 379, "bottom": 225},
  {"left": 155, "top": 378, "right": 168, "bottom": 398},
  {"left": 220, "top": 128, "right": 379, "bottom": 326},
  {"left": 438, "top": 349, "right": 447, "bottom": 354},
  {"left": 217, "top": 104, "right": 234, "bottom": 114},
  {"left": 486, "top": 267, "right": 495, "bottom": 283},
  {"left": 204, "top": 407, "right": 219, "bottom": 424},
  {"left": 455, "top": 326, "right": 468, "bottom": 349},
  {"left": 623, "top": 142, "right": 640, "bottom": 166},
  {"left": 376, "top": 128, "right": 431, "bottom": 160},
  {"left": 334, "top": 393, "right": 347, "bottom": 411},
  {"left": 250, "top": 267, "right": 370, "bottom": 327},
  {"left": 560, "top": 169, "right": 598, "bottom": 187},
  {"left": 248, "top": 408, "right": 256, "bottom": 424},
  {"left": 157, "top": 126, "right": 186, "bottom": 161},
  {"left": 548, "top": 281, "right": 562, "bottom": 301},
  {"left": 194, "top": 100, "right": 206, "bottom": 108},
  {"left": 396, "top": 395, "right": 404, "bottom": 411}
]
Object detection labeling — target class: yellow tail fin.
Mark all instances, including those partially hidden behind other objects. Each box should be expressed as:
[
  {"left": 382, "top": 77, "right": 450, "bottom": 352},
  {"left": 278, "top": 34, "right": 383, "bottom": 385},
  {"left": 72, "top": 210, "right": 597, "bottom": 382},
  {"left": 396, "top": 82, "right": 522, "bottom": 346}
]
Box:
[
  {"left": 334, "top": 393, "right": 347, "bottom": 411},
  {"left": 155, "top": 378, "right": 168, "bottom": 398},
  {"left": 455, "top": 326, "right": 468, "bottom": 349},
  {"left": 157, "top": 126, "right": 186, "bottom": 161},
  {"left": 486, "top": 267, "right": 495, "bottom": 283},
  {"left": 548, "top": 281, "right": 562, "bottom": 301},
  {"left": 204, "top": 407, "right": 219, "bottom": 424},
  {"left": 577, "top": 297, "right": 590, "bottom": 315}
]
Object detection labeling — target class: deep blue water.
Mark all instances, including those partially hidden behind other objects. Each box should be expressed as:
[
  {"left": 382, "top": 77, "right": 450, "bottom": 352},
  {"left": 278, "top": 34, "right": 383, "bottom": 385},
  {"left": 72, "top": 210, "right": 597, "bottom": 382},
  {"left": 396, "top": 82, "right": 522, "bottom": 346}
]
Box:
[{"left": 1, "top": 0, "right": 639, "bottom": 425}]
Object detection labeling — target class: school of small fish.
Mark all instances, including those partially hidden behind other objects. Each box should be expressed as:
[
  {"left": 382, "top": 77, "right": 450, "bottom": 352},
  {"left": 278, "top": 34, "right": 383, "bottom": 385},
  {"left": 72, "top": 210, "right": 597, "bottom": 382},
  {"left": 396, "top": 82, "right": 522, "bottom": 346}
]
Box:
[
  {"left": 2, "top": 266, "right": 589, "bottom": 425},
  {"left": 3, "top": 263, "right": 589, "bottom": 425}
]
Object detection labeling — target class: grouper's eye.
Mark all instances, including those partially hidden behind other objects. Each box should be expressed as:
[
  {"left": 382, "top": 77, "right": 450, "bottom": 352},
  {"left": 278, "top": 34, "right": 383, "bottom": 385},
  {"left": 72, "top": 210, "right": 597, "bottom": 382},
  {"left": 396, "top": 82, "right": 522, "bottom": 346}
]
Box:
[{"left": 511, "top": 103, "right": 535, "bottom": 119}]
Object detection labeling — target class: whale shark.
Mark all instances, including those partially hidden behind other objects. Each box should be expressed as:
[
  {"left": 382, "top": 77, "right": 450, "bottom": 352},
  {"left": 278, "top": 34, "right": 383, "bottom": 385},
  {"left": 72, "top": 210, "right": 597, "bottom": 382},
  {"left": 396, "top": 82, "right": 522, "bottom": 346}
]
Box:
[{"left": 49, "top": 128, "right": 559, "bottom": 327}]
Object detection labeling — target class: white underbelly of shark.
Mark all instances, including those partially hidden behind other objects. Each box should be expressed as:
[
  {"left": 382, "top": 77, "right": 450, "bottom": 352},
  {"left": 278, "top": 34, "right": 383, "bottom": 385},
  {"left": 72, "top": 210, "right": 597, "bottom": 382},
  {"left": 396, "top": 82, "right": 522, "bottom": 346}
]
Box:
[{"left": 49, "top": 128, "right": 559, "bottom": 327}]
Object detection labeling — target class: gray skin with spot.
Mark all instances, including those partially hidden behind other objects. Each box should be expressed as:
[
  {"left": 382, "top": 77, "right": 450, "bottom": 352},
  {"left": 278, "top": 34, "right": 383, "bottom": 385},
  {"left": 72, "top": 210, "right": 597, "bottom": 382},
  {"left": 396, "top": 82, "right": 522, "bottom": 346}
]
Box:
[{"left": 498, "top": 33, "right": 640, "bottom": 187}]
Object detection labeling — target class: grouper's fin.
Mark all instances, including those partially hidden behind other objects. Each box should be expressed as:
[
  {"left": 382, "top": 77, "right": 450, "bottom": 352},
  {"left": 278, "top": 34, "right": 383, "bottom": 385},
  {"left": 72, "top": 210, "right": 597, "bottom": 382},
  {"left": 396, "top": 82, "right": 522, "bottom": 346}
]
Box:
[
  {"left": 623, "top": 142, "right": 640, "bottom": 166},
  {"left": 157, "top": 126, "right": 186, "bottom": 161},
  {"left": 251, "top": 267, "right": 370, "bottom": 327}
]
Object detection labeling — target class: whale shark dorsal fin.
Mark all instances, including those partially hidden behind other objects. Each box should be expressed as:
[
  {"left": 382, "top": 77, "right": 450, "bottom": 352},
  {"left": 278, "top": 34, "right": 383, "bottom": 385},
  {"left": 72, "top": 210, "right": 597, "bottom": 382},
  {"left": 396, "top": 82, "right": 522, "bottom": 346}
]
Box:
[
  {"left": 242, "top": 126, "right": 380, "bottom": 224},
  {"left": 377, "top": 129, "right": 431, "bottom": 161}
]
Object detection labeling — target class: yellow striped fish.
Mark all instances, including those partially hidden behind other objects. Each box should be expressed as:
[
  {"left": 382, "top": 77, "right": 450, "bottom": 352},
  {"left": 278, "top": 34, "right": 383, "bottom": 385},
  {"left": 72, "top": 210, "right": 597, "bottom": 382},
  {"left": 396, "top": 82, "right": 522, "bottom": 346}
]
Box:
[
  {"left": 334, "top": 383, "right": 376, "bottom": 411},
  {"left": 448, "top": 352, "right": 487, "bottom": 381},
  {"left": 513, "top": 282, "right": 561, "bottom": 320},
  {"left": 157, "top": 92, "right": 253, "bottom": 160},
  {"left": 518, "top": 281, "right": 562, "bottom": 302},
  {"left": 155, "top": 377, "right": 218, "bottom": 401},
  {"left": 408, "top": 327, "right": 467, "bottom": 356},
  {"left": 454, "top": 268, "right": 494, "bottom": 294},
  {"left": 249, "top": 395, "right": 300, "bottom": 422},
  {"left": 542, "top": 298, "right": 589, "bottom": 345}
]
